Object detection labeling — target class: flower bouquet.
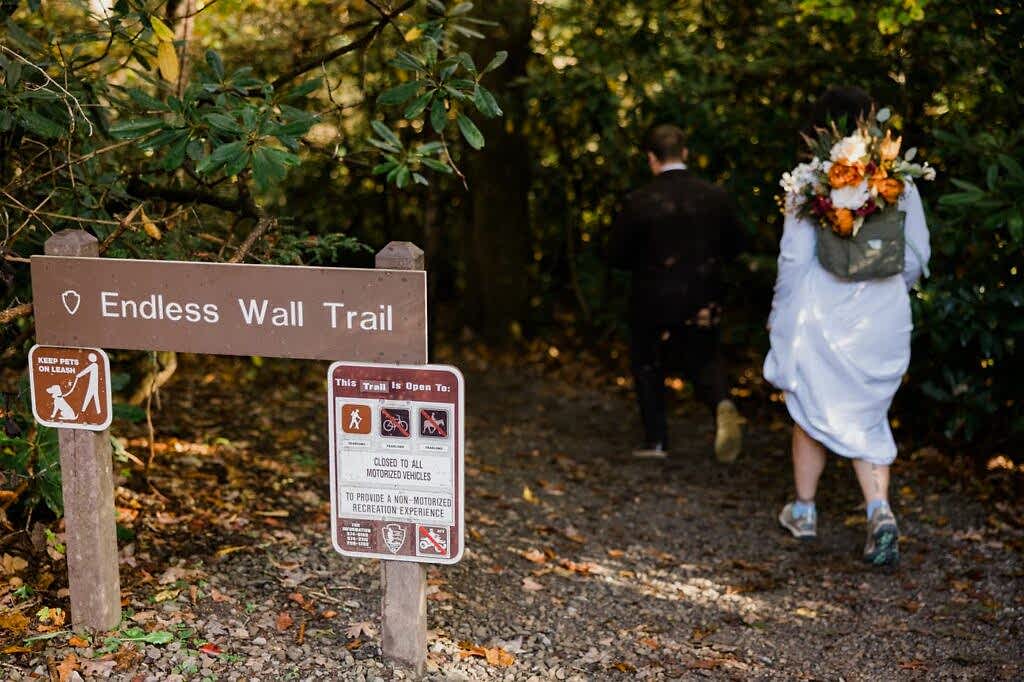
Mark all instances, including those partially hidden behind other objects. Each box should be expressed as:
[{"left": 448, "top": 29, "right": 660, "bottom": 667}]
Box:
[{"left": 778, "top": 107, "right": 936, "bottom": 280}]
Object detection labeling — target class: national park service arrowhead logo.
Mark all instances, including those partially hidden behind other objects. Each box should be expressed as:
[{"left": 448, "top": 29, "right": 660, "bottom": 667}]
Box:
[
  {"left": 381, "top": 523, "right": 407, "bottom": 554},
  {"left": 61, "top": 290, "right": 81, "bottom": 316}
]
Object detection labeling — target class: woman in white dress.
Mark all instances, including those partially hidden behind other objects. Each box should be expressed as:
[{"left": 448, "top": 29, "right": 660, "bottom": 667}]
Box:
[{"left": 763, "top": 88, "right": 931, "bottom": 566}]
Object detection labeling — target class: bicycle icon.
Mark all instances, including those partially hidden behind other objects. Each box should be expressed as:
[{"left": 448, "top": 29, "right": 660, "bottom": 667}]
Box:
[{"left": 380, "top": 408, "right": 410, "bottom": 437}]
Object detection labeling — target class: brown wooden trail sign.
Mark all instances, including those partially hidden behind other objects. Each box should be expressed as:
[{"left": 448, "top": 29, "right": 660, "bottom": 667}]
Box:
[
  {"left": 31, "top": 255, "right": 427, "bottom": 362},
  {"left": 29, "top": 230, "right": 439, "bottom": 675}
]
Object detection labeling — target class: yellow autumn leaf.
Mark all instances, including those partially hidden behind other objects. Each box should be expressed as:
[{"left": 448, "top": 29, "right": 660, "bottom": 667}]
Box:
[
  {"left": 157, "top": 41, "right": 180, "bottom": 83},
  {"left": 140, "top": 208, "right": 162, "bottom": 240},
  {"left": 522, "top": 486, "right": 538, "bottom": 504},
  {"left": 404, "top": 26, "right": 423, "bottom": 42},
  {"left": 151, "top": 16, "right": 176, "bottom": 42}
]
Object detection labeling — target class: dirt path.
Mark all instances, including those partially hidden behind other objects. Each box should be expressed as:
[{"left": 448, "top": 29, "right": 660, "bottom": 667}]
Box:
[{"left": 4, "top": 355, "right": 1022, "bottom": 681}]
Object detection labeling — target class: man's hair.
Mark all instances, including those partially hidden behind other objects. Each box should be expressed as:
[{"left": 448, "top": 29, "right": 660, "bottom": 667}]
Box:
[
  {"left": 643, "top": 124, "right": 686, "bottom": 162},
  {"left": 808, "top": 86, "right": 873, "bottom": 135}
]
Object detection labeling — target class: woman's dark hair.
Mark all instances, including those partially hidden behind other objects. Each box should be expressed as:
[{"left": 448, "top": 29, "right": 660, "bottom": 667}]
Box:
[{"left": 807, "top": 86, "right": 873, "bottom": 136}]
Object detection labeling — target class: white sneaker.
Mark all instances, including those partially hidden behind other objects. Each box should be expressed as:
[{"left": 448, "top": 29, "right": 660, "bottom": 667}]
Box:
[
  {"left": 632, "top": 443, "right": 668, "bottom": 459},
  {"left": 714, "top": 400, "right": 744, "bottom": 463}
]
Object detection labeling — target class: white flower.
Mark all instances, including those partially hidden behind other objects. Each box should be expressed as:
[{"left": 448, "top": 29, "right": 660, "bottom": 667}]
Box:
[
  {"left": 830, "top": 180, "right": 870, "bottom": 210},
  {"left": 779, "top": 158, "right": 824, "bottom": 211},
  {"left": 922, "top": 162, "right": 936, "bottom": 181},
  {"left": 830, "top": 133, "right": 869, "bottom": 164}
]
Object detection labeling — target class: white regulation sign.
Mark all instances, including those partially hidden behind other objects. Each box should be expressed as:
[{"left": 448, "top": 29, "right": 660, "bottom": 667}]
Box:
[{"left": 327, "top": 361, "right": 464, "bottom": 564}]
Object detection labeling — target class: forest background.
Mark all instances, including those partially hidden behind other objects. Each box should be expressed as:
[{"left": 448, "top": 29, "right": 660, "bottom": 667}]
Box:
[{"left": 1, "top": 0, "right": 1021, "bottom": 519}]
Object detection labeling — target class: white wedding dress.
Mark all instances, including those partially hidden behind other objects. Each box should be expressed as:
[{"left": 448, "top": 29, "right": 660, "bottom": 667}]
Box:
[{"left": 763, "top": 182, "right": 931, "bottom": 465}]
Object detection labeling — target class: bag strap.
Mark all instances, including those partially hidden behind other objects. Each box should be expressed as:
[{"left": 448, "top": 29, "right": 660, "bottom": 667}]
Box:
[{"left": 906, "top": 238, "right": 930, "bottom": 279}]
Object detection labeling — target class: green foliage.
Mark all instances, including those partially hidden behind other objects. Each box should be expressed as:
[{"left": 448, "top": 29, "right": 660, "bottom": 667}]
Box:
[
  {"left": 371, "top": 2, "right": 510, "bottom": 185},
  {"left": 0, "top": 388, "right": 63, "bottom": 516},
  {"left": 0, "top": 0, "right": 505, "bottom": 521},
  {"left": 909, "top": 125, "right": 1023, "bottom": 443}
]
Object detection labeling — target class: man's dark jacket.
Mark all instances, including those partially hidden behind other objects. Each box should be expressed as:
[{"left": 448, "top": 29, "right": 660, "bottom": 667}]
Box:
[{"left": 610, "top": 168, "right": 744, "bottom": 326}]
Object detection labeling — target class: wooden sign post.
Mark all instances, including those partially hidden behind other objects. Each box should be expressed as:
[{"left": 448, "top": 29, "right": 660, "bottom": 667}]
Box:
[
  {"left": 44, "top": 230, "right": 121, "bottom": 632},
  {"left": 374, "top": 242, "right": 429, "bottom": 675},
  {"left": 29, "top": 231, "right": 438, "bottom": 668}
]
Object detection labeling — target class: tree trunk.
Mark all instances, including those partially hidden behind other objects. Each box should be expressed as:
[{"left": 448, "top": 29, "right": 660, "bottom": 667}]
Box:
[{"left": 463, "top": 1, "right": 533, "bottom": 343}]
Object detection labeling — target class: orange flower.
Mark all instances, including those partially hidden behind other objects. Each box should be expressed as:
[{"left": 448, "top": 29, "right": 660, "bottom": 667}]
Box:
[
  {"left": 878, "top": 129, "right": 902, "bottom": 162},
  {"left": 875, "top": 177, "right": 904, "bottom": 204},
  {"left": 828, "top": 162, "right": 863, "bottom": 189},
  {"left": 830, "top": 208, "right": 855, "bottom": 236}
]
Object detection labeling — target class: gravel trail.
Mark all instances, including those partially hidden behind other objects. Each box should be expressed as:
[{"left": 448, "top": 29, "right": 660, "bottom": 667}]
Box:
[{"left": 5, "top": 355, "right": 1022, "bottom": 680}]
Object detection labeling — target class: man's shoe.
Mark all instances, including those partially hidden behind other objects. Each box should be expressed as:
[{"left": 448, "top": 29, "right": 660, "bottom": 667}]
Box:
[
  {"left": 632, "top": 443, "right": 668, "bottom": 459},
  {"left": 778, "top": 502, "right": 817, "bottom": 540},
  {"left": 863, "top": 502, "right": 899, "bottom": 567},
  {"left": 714, "top": 400, "right": 744, "bottom": 463}
]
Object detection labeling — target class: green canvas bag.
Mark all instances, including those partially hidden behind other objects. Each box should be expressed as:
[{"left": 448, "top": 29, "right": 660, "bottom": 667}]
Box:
[{"left": 816, "top": 207, "right": 906, "bottom": 281}]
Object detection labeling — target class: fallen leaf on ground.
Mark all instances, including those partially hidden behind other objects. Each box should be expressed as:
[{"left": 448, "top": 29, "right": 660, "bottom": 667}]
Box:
[
  {"left": 522, "top": 577, "right": 544, "bottom": 591},
  {"left": 80, "top": 660, "right": 117, "bottom": 677},
  {"left": 0, "top": 612, "right": 30, "bottom": 633},
  {"left": 288, "top": 592, "right": 305, "bottom": 605},
  {"left": 158, "top": 566, "right": 205, "bottom": 584},
  {"left": 68, "top": 635, "right": 90, "bottom": 648},
  {"left": 153, "top": 588, "right": 180, "bottom": 603},
  {"left": 210, "top": 588, "right": 233, "bottom": 603},
  {"left": 639, "top": 636, "right": 660, "bottom": 649},
  {"left": 322, "top": 610, "right": 338, "bottom": 619},
  {"left": 214, "top": 545, "right": 249, "bottom": 558},
  {"left": 345, "top": 621, "right": 376, "bottom": 639},
  {"left": 522, "top": 486, "right": 539, "bottom": 504},
  {"left": 794, "top": 607, "right": 817, "bottom": 618},
  {"left": 275, "top": 612, "right": 294, "bottom": 631},
  {"left": 611, "top": 661, "right": 636, "bottom": 672},
  {"left": 521, "top": 548, "right": 547, "bottom": 564},
  {"left": 199, "top": 642, "right": 222, "bottom": 655},
  {"left": 607, "top": 549, "right": 625, "bottom": 558},
  {"left": 56, "top": 652, "right": 79, "bottom": 682},
  {"left": 559, "top": 559, "right": 599, "bottom": 575},
  {"left": 485, "top": 646, "right": 515, "bottom": 666},
  {"left": 2, "top": 645, "right": 33, "bottom": 654},
  {"left": 37, "top": 606, "right": 66, "bottom": 626},
  {"left": 427, "top": 589, "right": 454, "bottom": 601},
  {"left": 1, "top": 553, "right": 28, "bottom": 574},
  {"left": 899, "top": 660, "right": 929, "bottom": 670},
  {"left": 458, "top": 642, "right": 515, "bottom": 666}
]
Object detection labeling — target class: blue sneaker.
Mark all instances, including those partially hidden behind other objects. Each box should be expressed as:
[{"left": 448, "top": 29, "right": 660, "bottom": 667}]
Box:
[
  {"left": 778, "top": 502, "right": 817, "bottom": 541},
  {"left": 864, "top": 502, "right": 899, "bottom": 566}
]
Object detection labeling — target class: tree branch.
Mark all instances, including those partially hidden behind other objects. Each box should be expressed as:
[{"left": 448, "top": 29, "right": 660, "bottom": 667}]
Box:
[
  {"left": 270, "top": 0, "right": 414, "bottom": 91},
  {"left": 228, "top": 216, "right": 277, "bottom": 264},
  {"left": 98, "top": 204, "right": 143, "bottom": 254},
  {"left": 0, "top": 303, "right": 32, "bottom": 327},
  {"left": 126, "top": 179, "right": 251, "bottom": 216}
]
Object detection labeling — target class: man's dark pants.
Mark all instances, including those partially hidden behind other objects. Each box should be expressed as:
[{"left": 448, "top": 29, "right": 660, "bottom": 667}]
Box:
[{"left": 630, "top": 321, "right": 728, "bottom": 448}]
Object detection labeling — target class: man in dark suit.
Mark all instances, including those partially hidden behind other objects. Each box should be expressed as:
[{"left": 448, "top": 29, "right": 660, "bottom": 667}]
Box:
[{"left": 611, "top": 124, "right": 745, "bottom": 461}]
